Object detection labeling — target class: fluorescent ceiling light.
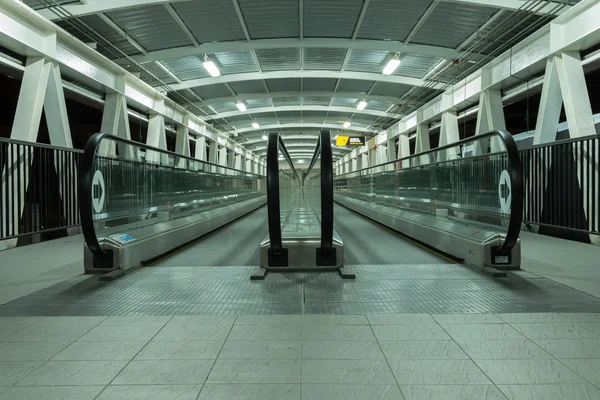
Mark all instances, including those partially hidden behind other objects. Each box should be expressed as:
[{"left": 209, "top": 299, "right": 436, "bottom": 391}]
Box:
[
  {"left": 202, "top": 61, "right": 220, "bottom": 77},
  {"left": 236, "top": 102, "right": 247, "bottom": 112},
  {"left": 262, "top": 135, "right": 268, "bottom": 140},
  {"left": 357, "top": 101, "right": 368, "bottom": 111},
  {"left": 252, "top": 122, "right": 260, "bottom": 129},
  {"left": 343, "top": 121, "right": 351, "bottom": 128},
  {"left": 297, "top": 160, "right": 305, "bottom": 163},
  {"left": 383, "top": 59, "right": 401, "bottom": 75}
]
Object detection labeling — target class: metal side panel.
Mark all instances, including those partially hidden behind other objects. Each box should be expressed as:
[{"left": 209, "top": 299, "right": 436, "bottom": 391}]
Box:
[
  {"left": 84, "top": 196, "right": 266, "bottom": 272},
  {"left": 335, "top": 194, "right": 520, "bottom": 270}
]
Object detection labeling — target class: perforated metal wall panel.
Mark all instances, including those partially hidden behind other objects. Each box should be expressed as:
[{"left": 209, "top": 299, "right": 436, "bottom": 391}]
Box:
[
  {"left": 255, "top": 48, "right": 301, "bottom": 71},
  {"left": 228, "top": 80, "right": 268, "bottom": 94},
  {"left": 304, "top": 0, "right": 364, "bottom": 38},
  {"left": 410, "top": 2, "right": 498, "bottom": 49},
  {"left": 345, "top": 49, "right": 390, "bottom": 73},
  {"left": 302, "top": 78, "right": 338, "bottom": 92},
  {"left": 106, "top": 5, "right": 192, "bottom": 52},
  {"left": 357, "top": 0, "right": 430, "bottom": 41},
  {"left": 214, "top": 51, "right": 259, "bottom": 75},
  {"left": 161, "top": 56, "right": 209, "bottom": 81},
  {"left": 56, "top": 15, "right": 142, "bottom": 59},
  {"left": 172, "top": 0, "right": 246, "bottom": 43},
  {"left": 336, "top": 79, "right": 374, "bottom": 93},
  {"left": 368, "top": 81, "right": 412, "bottom": 97},
  {"left": 303, "top": 48, "right": 347, "bottom": 70},
  {"left": 267, "top": 78, "right": 302, "bottom": 92},
  {"left": 192, "top": 83, "right": 233, "bottom": 99},
  {"left": 238, "top": 0, "right": 299, "bottom": 39}
]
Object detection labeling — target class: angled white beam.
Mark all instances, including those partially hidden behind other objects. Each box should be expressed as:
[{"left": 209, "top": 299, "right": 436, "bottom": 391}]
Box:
[
  {"left": 126, "top": 38, "right": 462, "bottom": 64},
  {"left": 170, "top": 70, "right": 437, "bottom": 91},
  {"left": 37, "top": 0, "right": 174, "bottom": 20},
  {"left": 164, "top": 4, "right": 199, "bottom": 47},
  {"left": 196, "top": 91, "right": 403, "bottom": 107},
  {"left": 405, "top": 1, "right": 439, "bottom": 44},
  {"left": 235, "top": 123, "right": 371, "bottom": 135},
  {"left": 439, "top": 0, "right": 571, "bottom": 14},
  {"left": 214, "top": 105, "right": 395, "bottom": 120}
]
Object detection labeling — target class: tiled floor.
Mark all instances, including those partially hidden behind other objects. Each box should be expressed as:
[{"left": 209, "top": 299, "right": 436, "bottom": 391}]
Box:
[{"left": 3, "top": 314, "right": 600, "bottom": 399}]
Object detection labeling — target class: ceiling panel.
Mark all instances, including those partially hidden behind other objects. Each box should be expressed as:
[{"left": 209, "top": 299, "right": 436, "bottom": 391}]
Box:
[
  {"left": 411, "top": 2, "right": 498, "bottom": 49},
  {"left": 357, "top": 0, "right": 430, "bottom": 41},
  {"left": 336, "top": 79, "right": 375, "bottom": 93},
  {"left": 106, "top": 5, "right": 192, "bottom": 52},
  {"left": 395, "top": 53, "right": 442, "bottom": 79},
  {"left": 173, "top": 0, "right": 246, "bottom": 43},
  {"left": 331, "top": 98, "right": 359, "bottom": 107},
  {"left": 302, "top": 97, "right": 332, "bottom": 106},
  {"left": 139, "top": 62, "right": 178, "bottom": 86},
  {"left": 252, "top": 112, "right": 279, "bottom": 119},
  {"left": 192, "top": 83, "right": 233, "bottom": 99},
  {"left": 246, "top": 98, "right": 273, "bottom": 108},
  {"left": 161, "top": 56, "right": 210, "bottom": 81},
  {"left": 225, "top": 114, "right": 254, "bottom": 122},
  {"left": 368, "top": 100, "right": 393, "bottom": 111},
  {"left": 214, "top": 51, "right": 259, "bottom": 75},
  {"left": 267, "top": 78, "right": 302, "bottom": 92},
  {"left": 211, "top": 102, "right": 239, "bottom": 113},
  {"left": 277, "top": 111, "right": 302, "bottom": 118},
  {"left": 24, "top": 0, "right": 79, "bottom": 10},
  {"left": 327, "top": 111, "right": 354, "bottom": 118},
  {"left": 303, "top": 48, "right": 347, "bottom": 70},
  {"left": 229, "top": 80, "right": 268, "bottom": 94},
  {"left": 345, "top": 50, "right": 390, "bottom": 73},
  {"left": 304, "top": 0, "right": 364, "bottom": 38},
  {"left": 273, "top": 97, "right": 302, "bottom": 106},
  {"left": 239, "top": 0, "right": 299, "bottom": 39},
  {"left": 302, "top": 111, "right": 328, "bottom": 118},
  {"left": 302, "top": 78, "right": 338, "bottom": 92},
  {"left": 255, "top": 48, "right": 301, "bottom": 71},
  {"left": 369, "top": 82, "right": 411, "bottom": 97}
]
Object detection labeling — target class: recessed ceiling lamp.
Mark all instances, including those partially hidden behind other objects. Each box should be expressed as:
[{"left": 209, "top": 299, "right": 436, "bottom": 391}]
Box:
[
  {"left": 343, "top": 121, "right": 351, "bottom": 128},
  {"left": 297, "top": 159, "right": 305, "bottom": 163},
  {"left": 383, "top": 54, "right": 401, "bottom": 75},
  {"left": 252, "top": 122, "right": 260, "bottom": 129},
  {"left": 236, "top": 102, "right": 247, "bottom": 112},
  {"left": 262, "top": 135, "right": 268, "bottom": 140},
  {"left": 202, "top": 60, "right": 221, "bottom": 77},
  {"left": 357, "top": 100, "right": 368, "bottom": 111}
]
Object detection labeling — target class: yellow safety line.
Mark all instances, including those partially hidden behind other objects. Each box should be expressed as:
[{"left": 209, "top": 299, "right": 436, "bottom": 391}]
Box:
[{"left": 351, "top": 210, "right": 460, "bottom": 264}]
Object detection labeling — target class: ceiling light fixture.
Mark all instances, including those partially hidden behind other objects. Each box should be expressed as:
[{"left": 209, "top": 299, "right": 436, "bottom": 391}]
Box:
[
  {"left": 202, "top": 60, "right": 221, "bottom": 77},
  {"left": 357, "top": 100, "right": 368, "bottom": 111},
  {"left": 236, "top": 102, "right": 247, "bottom": 112},
  {"left": 262, "top": 135, "right": 268, "bottom": 140},
  {"left": 383, "top": 56, "right": 401, "bottom": 75},
  {"left": 343, "top": 121, "right": 351, "bottom": 128},
  {"left": 252, "top": 122, "right": 260, "bottom": 129}
]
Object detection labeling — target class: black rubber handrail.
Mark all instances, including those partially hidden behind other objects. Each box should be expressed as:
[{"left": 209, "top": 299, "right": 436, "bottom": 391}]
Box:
[
  {"left": 335, "top": 129, "right": 523, "bottom": 252},
  {"left": 305, "top": 130, "right": 335, "bottom": 257},
  {"left": 266, "top": 132, "right": 300, "bottom": 262},
  {"left": 80, "top": 132, "right": 264, "bottom": 263}
]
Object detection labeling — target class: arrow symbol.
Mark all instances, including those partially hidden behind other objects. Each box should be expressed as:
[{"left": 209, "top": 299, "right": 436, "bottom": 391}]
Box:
[
  {"left": 93, "top": 182, "right": 103, "bottom": 200},
  {"left": 501, "top": 181, "right": 510, "bottom": 200}
]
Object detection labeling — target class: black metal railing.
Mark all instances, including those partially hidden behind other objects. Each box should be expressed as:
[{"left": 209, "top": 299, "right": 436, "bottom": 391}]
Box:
[
  {"left": 520, "top": 134, "right": 599, "bottom": 240},
  {"left": 305, "top": 130, "right": 336, "bottom": 265},
  {"left": 266, "top": 132, "right": 300, "bottom": 266},
  {"left": 1, "top": 138, "right": 82, "bottom": 241}
]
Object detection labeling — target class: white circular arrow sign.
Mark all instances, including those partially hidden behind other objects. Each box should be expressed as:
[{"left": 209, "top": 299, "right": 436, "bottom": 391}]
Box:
[
  {"left": 92, "top": 170, "right": 106, "bottom": 214},
  {"left": 498, "top": 170, "right": 511, "bottom": 214}
]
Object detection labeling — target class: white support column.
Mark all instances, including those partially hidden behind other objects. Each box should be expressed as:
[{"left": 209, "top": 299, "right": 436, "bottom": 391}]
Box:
[
  {"left": 195, "top": 136, "right": 207, "bottom": 162},
  {"left": 534, "top": 57, "right": 563, "bottom": 145},
  {"left": 100, "top": 93, "right": 134, "bottom": 158},
  {"left": 376, "top": 145, "right": 387, "bottom": 165},
  {"left": 227, "top": 150, "right": 235, "bottom": 169},
  {"left": 246, "top": 158, "right": 252, "bottom": 173},
  {"left": 415, "top": 123, "right": 431, "bottom": 165},
  {"left": 387, "top": 139, "right": 397, "bottom": 162},
  {"left": 397, "top": 132, "right": 410, "bottom": 168},
  {"left": 175, "top": 124, "right": 190, "bottom": 168},
  {"left": 44, "top": 61, "right": 72, "bottom": 147},
  {"left": 474, "top": 89, "right": 506, "bottom": 154},
  {"left": 356, "top": 155, "right": 362, "bottom": 171},
  {"left": 439, "top": 111, "right": 460, "bottom": 161},
  {"left": 218, "top": 147, "right": 228, "bottom": 167},
  {"left": 146, "top": 113, "right": 167, "bottom": 164},
  {"left": 208, "top": 141, "right": 218, "bottom": 164},
  {"left": 361, "top": 153, "right": 369, "bottom": 170},
  {"left": 351, "top": 156, "right": 357, "bottom": 172}
]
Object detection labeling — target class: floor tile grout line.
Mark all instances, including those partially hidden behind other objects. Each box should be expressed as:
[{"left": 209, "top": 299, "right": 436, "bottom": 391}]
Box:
[
  {"left": 368, "top": 320, "right": 408, "bottom": 400},
  {"left": 194, "top": 315, "right": 239, "bottom": 400},
  {"left": 11, "top": 317, "right": 110, "bottom": 388},
  {"left": 90, "top": 316, "right": 175, "bottom": 400},
  {"left": 431, "top": 314, "right": 510, "bottom": 399}
]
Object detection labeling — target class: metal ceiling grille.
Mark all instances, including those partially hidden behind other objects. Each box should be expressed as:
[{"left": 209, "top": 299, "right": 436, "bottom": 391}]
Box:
[
  {"left": 357, "top": 0, "right": 431, "bottom": 41},
  {"left": 273, "top": 97, "right": 302, "bottom": 106},
  {"left": 106, "top": 5, "right": 192, "bottom": 52},
  {"left": 302, "top": 97, "right": 333, "bottom": 106},
  {"left": 246, "top": 98, "right": 273, "bottom": 108},
  {"left": 303, "top": 48, "right": 347, "bottom": 70},
  {"left": 336, "top": 79, "right": 375, "bottom": 93},
  {"left": 239, "top": 0, "right": 299, "bottom": 39},
  {"left": 214, "top": 51, "right": 259, "bottom": 75},
  {"left": 267, "top": 78, "right": 302, "bottom": 92},
  {"left": 172, "top": 0, "right": 246, "bottom": 43},
  {"left": 161, "top": 56, "right": 209, "bottom": 81},
  {"left": 302, "top": 111, "right": 328, "bottom": 118},
  {"left": 228, "top": 80, "right": 268, "bottom": 94},
  {"left": 331, "top": 98, "right": 359, "bottom": 107},
  {"left": 211, "top": 102, "right": 239, "bottom": 113},
  {"left": 303, "top": 0, "right": 364, "bottom": 38},
  {"left": 410, "top": 2, "right": 498, "bottom": 49},
  {"left": 255, "top": 48, "right": 301, "bottom": 71},
  {"left": 192, "top": 84, "right": 233, "bottom": 100},
  {"left": 139, "top": 63, "right": 178, "bottom": 86},
  {"left": 395, "top": 54, "right": 443, "bottom": 79},
  {"left": 345, "top": 50, "right": 390, "bottom": 73},
  {"left": 24, "top": 0, "right": 80, "bottom": 10},
  {"left": 302, "top": 78, "right": 338, "bottom": 92},
  {"left": 369, "top": 82, "right": 411, "bottom": 97}
]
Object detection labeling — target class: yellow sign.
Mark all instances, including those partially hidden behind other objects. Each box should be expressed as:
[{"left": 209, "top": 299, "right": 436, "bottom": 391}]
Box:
[{"left": 336, "top": 136, "right": 366, "bottom": 147}]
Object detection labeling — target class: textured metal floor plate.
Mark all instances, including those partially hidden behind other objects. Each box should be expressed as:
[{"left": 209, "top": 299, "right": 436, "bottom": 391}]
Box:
[{"left": 1, "top": 264, "right": 600, "bottom": 316}]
